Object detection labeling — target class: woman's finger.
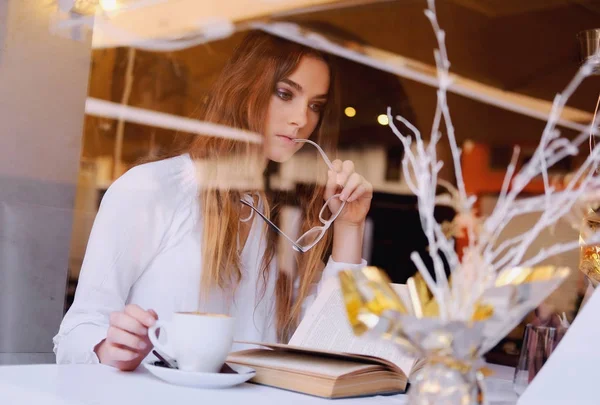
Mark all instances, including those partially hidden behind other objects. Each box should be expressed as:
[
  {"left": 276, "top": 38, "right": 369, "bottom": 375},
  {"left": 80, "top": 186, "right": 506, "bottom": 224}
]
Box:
[
  {"left": 348, "top": 180, "right": 373, "bottom": 202},
  {"left": 124, "top": 304, "right": 157, "bottom": 328},
  {"left": 331, "top": 159, "right": 343, "bottom": 173},
  {"left": 324, "top": 170, "right": 337, "bottom": 201},
  {"left": 106, "top": 326, "right": 148, "bottom": 351},
  {"left": 107, "top": 343, "right": 139, "bottom": 362},
  {"left": 109, "top": 312, "right": 147, "bottom": 337},
  {"left": 347, "top": 184, "right": 367, "bottom": 203},
  {"left": 336, "top": 160, "right": 355, "bottom": 188},
  {"left": 148, "top": 309, "right": 158, "bottom": 321},
  {"left": 340, "top": 173, "right": 362, "bottom": 201}
]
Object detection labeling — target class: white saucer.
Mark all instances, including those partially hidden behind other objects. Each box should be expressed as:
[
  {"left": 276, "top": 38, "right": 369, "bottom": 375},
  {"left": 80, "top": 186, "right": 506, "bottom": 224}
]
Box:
[{"left": 143, "top": 363, "right": 256, "bottom": 389}]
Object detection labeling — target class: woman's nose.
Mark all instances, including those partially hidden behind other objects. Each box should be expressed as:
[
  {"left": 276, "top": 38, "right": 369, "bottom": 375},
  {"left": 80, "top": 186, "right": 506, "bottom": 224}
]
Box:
[{"left": 288, "top": 103, "right": 308, "bottom": 128}]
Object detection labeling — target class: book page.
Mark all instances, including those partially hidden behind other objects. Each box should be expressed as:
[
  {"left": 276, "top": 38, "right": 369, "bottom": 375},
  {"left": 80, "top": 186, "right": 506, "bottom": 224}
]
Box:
[
  {"left": 228, "top": 349, "right": 376, "bottom": 378},
  {"left": 289, "top": 278, "right": 416, "bottom": 376}
]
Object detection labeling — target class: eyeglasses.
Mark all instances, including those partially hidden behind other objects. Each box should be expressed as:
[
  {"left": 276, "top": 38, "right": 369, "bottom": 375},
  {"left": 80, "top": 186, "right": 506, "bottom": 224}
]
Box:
[{"left": 239, "top": 139, "right": 346, "bottom": 253}]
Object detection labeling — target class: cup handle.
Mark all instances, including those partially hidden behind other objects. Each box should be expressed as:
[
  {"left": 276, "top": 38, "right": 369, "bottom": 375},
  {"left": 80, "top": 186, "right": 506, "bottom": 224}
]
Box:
[{"left": 148, "top": 320, "right": 174, "bottom": 359}]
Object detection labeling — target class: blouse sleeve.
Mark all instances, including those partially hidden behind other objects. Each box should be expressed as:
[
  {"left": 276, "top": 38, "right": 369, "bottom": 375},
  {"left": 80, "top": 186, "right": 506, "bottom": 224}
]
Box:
[{"left": 53, "top": 170, "right": 168, "bottom": 364}]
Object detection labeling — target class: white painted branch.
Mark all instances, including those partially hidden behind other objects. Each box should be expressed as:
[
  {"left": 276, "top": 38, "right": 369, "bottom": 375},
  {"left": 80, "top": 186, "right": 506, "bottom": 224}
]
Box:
[
  {"left": 387, "top": 104, "right": 450, "bottom": 300},
  {"left": 482, "top": 64, "right": 595, "bottom": 243},
  {"left": 490, "top": 234, "right": 527, "bottom": 264},
  {"left": 508, "top": 151, "right": 600, "bottom": 267},
  {"left": 497, "top": 146, "right": 520, "bottom": 209},
  {"left": 520, "top": 234, "right": 600, "bottom": 268}
]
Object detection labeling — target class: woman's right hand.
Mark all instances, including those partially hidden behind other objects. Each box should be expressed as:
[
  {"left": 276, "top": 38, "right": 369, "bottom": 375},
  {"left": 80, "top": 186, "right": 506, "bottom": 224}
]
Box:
[{"left": 95, "top": 304, "right": 158, "bottom": 371}]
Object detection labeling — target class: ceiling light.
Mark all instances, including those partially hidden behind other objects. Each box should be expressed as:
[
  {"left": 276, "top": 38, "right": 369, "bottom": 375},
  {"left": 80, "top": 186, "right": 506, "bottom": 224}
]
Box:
[
  {"left": 99, "top": 0, "right": 119, "bottom": 11},
  {"left": 464, "top": 140, "right": 475, "bottom": 152},
  {"left": 377, "top": 114, "right": 389, "bottom": 126},
  {"left": 344, "top": 107, "right": 356, "bottom": 118}
]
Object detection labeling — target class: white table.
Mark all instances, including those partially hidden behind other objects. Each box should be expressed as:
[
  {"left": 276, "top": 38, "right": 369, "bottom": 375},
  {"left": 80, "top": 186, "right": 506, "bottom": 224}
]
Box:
[{"left": 0, "top": 363, "right": 518, "bottom": 405}]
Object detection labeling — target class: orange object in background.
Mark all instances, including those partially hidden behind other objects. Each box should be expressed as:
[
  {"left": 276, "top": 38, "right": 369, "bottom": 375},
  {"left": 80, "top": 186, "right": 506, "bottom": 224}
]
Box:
[{"left": 462, "top": 142, "right": 547, "bottom": 196}]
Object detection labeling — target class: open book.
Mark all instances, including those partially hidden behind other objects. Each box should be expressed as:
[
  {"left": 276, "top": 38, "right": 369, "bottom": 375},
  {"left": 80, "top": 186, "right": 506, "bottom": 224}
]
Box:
[{"left": 226, "top": 278, "right": 421, "bottom": 398}]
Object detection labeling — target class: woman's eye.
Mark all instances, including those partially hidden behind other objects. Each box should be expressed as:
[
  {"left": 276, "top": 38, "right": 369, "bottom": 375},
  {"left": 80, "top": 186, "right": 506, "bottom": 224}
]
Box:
[
  {"left": 276, "top": 89, "right": 292, "bottom": 101},
  {"left": 310, "top": 103, "right": 324, "bottom": 113}
]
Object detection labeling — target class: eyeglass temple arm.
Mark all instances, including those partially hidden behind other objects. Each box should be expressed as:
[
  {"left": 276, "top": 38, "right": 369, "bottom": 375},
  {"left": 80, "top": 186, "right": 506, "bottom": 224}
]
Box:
[
  {"left": 239, "top": 199, "right": 305, "bottom": 252},
  {"left": 293, "top": 139, "right": 335, "bottom": 171}
]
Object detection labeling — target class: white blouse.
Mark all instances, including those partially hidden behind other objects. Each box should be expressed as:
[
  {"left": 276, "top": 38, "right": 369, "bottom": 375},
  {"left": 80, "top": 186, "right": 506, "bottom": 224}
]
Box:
[{"left": 53, "top": 154, "right": 366, "bottom": 364}]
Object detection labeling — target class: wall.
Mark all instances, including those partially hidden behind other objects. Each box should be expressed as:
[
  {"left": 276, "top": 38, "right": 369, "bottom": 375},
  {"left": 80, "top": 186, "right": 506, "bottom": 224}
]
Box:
[
  {"left": 0, "top": 0, "right": 92, "bottom": 364},
  {"left": 480, "top": 196, "right": 584, "bottom": 318}
]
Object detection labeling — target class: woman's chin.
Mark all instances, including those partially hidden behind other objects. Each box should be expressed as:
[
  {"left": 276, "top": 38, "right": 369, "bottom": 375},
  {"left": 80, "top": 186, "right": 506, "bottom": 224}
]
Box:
[{"left": 266, "top": 148, "right": 295, "bottom": 163}]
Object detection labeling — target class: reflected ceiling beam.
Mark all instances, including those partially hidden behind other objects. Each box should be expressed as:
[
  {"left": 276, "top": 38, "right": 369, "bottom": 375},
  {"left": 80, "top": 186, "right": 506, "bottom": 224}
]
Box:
[
  {"left": 450, "top": 0, "right": 600, "bottom": 17},
  {"left": 86, "top": 0, "right": 350, "bottom": 48},
  {"left": 450, "top": 0, "right": 571, "bottom": 17},
  {"left": 270, "top": 0, "right": 396, "bottom": 18},
  {"left": 75, "top": 2, "right": 593, "bottom": 138},
  {"left": 85, "top": 97, "right": 263, "bottom": 143},
  {"left": 256, "top": 22, "right": 593, "bottom": 133},
  {"left": 56, "top": 0, "right": 388, "bottom": 50},
  {"left": 569, "top": 0, "right": 600, "bottom": 15}
]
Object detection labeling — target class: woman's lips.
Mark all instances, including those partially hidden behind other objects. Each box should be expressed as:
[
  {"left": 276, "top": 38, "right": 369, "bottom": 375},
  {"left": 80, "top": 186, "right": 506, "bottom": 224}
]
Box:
[{"left": 276, "top": 134, "right": 296, "bottom": 144}]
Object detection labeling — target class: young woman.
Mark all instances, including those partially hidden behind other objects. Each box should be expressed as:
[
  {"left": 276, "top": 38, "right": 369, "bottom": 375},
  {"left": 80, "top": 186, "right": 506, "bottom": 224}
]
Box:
[{"left": 53, "top": 31, "right": 373, "bottom": 371}]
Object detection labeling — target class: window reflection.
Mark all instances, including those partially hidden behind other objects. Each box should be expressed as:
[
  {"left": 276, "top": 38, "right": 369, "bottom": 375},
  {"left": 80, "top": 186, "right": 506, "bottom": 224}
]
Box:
[
  {"left": 66, "top": 27, "right": 442, "bottom": 313},
  {"left": 59, "top": 7, "right": 597, "bottom": 368}
]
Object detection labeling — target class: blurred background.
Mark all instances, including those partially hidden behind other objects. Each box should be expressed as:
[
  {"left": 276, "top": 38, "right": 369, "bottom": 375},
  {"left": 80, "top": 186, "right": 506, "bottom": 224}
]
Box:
[{"left": 1, "top": 0, "right": 599, "bottom": 366}]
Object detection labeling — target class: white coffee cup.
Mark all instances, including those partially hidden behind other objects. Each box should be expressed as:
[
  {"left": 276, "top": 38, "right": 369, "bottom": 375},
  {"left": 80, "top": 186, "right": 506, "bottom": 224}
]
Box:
[{"left": 148, "top": 312, "right": 235, "bottom": 373}]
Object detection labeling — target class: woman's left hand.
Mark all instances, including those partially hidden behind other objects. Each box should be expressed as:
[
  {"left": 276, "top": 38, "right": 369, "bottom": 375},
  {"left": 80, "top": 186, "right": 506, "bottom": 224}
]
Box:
[{"left": 325, "top": 159, "right": 373, "bottom": 226}]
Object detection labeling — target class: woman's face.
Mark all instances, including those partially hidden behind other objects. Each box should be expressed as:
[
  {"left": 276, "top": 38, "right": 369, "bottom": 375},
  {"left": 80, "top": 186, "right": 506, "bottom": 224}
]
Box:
[{"left": 264, "top": 56, "right": 330, "bottom": 162}]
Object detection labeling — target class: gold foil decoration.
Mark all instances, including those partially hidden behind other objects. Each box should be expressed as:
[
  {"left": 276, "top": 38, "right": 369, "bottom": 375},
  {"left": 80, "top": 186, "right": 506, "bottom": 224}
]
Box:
[
  {"left": 471, "top": 303, "right": 494, "bottom": 322},
  {"left": 428, "top": 355, "right": 493, "bottom": 377},
  {"left": 525, "top": 266, "right": 562, "bottom": 282},
  {"left": 423, "top": 297, "right": 440, "bottom": 318},
  {"left": 580, "top": 243, "right": 600, "bottom": 284},
  {"left": 354, "top": 266, "right": 408, "bottom": 315},
  {"left": 338, "top": 271, "right": 369, "bottom": 336},
  {"left": 412, "top": 272, "right": 433, "bottom": 305},
  {"left": 495, "top": 266, "right": 533, "bottom": 286},
  {"left": 339, "top": 265, "right": 569, "bottom": 352},
  {"left": 579, "top": 215, "right": 600, "bottom": 285},
  {"left": 406, "top": 272, "right": 434, "bottom": 318},
  {"left": 339, "top": 268, "right": 415, "bottom": 353},
  {"left": 339, "top": 267, "right": 407, "bottom": 337},
  {"left": 495, "top": 265, "right": 569, "bottom": 286},
  {"left": 406, "top": 272, "right": 494, "bottom": 321},
  {"left": 339, "top": 265, "right": 570, "bottom": 405}
]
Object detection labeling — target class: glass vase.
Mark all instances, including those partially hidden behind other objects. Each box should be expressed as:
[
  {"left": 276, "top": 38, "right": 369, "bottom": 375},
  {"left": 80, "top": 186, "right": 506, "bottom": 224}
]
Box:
[{"left": 408, "top": 356, "right": 486, "bottom": 405}]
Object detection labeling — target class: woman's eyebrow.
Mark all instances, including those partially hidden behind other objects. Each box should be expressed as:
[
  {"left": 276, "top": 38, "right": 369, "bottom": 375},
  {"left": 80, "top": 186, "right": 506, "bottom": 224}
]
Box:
[
  {"left": 281, "top": 78, "right": 302, "bottom": 92},
  {"left": 281, "top": 78, "right": 328, "bottom": 99}
]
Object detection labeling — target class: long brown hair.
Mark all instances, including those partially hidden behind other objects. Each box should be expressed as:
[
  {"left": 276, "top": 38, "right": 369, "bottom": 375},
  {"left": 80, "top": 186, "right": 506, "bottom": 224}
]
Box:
[{"left": 176, "top": 31, "right": 339, "bottom": 341}]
